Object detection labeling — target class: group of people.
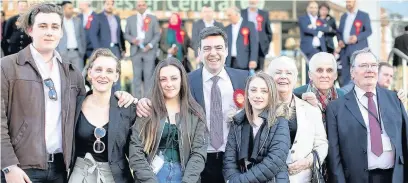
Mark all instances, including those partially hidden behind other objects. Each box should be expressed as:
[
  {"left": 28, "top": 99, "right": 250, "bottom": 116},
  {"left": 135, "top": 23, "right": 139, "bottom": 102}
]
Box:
[{"left": 1, "top": 1, "right": 408, "bottom": 183}]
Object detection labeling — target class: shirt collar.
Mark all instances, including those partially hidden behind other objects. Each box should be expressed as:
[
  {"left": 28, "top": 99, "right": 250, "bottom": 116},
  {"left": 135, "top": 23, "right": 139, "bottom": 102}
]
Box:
[
  {"left": 233, "top": 17, "right": 243, "bottom": 27},
  {"left": 29, "top": 44, "right": 62, "bottom": 64},
  {"left": 248, "top": 8, "right": 258, "bottom": 14},
  {"left": 354, "top": 84, "right": 376, "bottom": 100},
  {"left": 202, "top": 67, "right": 229, "bottom": 83},
  {"left": 347, "top": 8, "right": 359, "bottom": 15},
  {"left": 137, "top": 11, "right": 148, "bottom": 18},
  {"left": 85, "top": 10, "right": 93, "bottom": 17},
  {"left": 308, "top": 13, "right": 317, "bottom": 20},
  {"left": 63, "top": 16, "right": 73, "bottom": 22},
  {"left": 203, "top": 19, "right": 214, "bottom": 25}
]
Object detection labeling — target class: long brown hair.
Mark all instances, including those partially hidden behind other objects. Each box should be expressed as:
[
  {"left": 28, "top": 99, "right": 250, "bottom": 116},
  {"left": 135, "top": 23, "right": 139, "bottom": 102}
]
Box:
[
  {"left": 244, "top": 72, "right": 280, "bottom": 127},
  {"left": 139, "top": 57, "right": 205, "bottom": 153}
]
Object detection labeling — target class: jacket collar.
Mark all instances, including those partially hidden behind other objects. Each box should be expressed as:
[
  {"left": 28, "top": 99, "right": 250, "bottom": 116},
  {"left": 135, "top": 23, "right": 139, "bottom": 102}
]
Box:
[{"left": 233, "top": 109, "right": 269, "bottom": 125}]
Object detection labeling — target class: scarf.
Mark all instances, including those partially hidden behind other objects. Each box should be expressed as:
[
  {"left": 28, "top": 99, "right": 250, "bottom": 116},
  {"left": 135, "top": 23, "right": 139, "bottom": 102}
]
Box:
[
  {"left": 307, "top": 81, "right": 338, "bottom": 125},
  {"left": 168, "top": 13, "right": 183, "bottom": 44}
]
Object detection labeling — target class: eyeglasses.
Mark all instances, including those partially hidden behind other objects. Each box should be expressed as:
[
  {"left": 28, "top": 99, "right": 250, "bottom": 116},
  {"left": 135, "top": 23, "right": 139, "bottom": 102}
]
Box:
[
  {"left": 93, "top": 127, "right": 106, "bottom": 153},
  {"left": 44, "top": 78, "right": 57, "bottom": 101},
  {"left": 355, "top": 63, "right": 379, "bottom": 70}
]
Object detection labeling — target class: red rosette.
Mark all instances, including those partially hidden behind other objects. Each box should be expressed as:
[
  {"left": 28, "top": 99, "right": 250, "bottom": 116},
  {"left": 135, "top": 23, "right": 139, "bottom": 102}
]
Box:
[
  {"left": 316, "top": 19, "right": 323, "bottom": 27},
  {"left": 85, "top": 15, "right": 93, "bottom": 30},
  {"left": 256, "top": 15, "right": 264, "bottom": 31},
  {"left": 354, "top": 19, "right": 362, "bottom": 36},
  {"left": 240, "top": 27, "right": 249, "bottom": 45},
  {"left": 233, "top": 89, "right": 245, "bottom": 109},
  {"left": 180, "top": 30, "right": 185, "bottom": 43},
  {"left": 143, "top": 17, "right": 151, "bottom": 31}
]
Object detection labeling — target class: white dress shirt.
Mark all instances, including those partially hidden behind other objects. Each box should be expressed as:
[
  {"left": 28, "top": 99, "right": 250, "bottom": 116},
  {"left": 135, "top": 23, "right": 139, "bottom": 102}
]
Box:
[
  {"left": 202, "top": 68, "right": 234, "bottom": 152},
  {"left": 343, "top": 9, "right": 358, "bottom": 44},
  {"left": 248, "top": 9, "right": 258, "bottom": 30},
  {"left": 63, "top": 17, "right": 78, "bottom": 49},
  {"left": 354, "top": 86, "right": 395, "bottom": 170},
  {"left": 82, "top": 10, "right": 93, "bottom": 27},
  {"left": 308, "top": 13, "right": 321, "bottom": 47},
  {"left": 29, "top": 44, "right": 63, "bottom": 154},
  {"left": 204, "top": 20, "right": 215, "bottom": 28},
  {"left": 136, "top": 12, "right": 148, "bottom": 40},
  {"left": 231, "top": 18, "right": 243, "bottom": 57}
]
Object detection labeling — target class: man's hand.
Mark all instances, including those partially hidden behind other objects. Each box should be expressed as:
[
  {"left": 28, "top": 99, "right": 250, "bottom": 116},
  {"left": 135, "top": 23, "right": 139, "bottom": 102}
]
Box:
[
  {"left": 143, "top": 44, "right": 152, "bottom": 52},
  {"left": 348, "top": 35, "right": 357, "bottom": 44},
  {"left": 338, "top": 40, "right": 345, "bottom": 48},
  {"left": 167, "top": 48, "right": 177, "bottom": 55},
  {"left": 132, "top": 38, "right": 140, "bottom": 45},
  {"left": 397, "top": 89, "right": 407, "bottom": 103},
  {"left": 136, "top": 98, "right": 152, "bottom": 117},
  {"left": 4, "top": 165, "right": 32, "bottom": 183},
  {"left": 288, "top": 158, "right": 312, "bottom": 175},
  {"left": 302, "top": 92, "right": 318, "bottom": 107},
  {"left": 249, "top": 61, "right": 257, "bottom": 69},
  {"left": 114, "top": 91, "right": 138, "bottom": 108}
]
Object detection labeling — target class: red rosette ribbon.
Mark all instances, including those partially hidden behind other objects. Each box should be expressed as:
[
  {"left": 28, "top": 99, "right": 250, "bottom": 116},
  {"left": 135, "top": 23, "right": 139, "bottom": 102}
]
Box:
[
  {"left": 354, "top": 20, "right": 362, "bottom": 36},
  {"left": 143, "top": 17, "right": 151, "bottom": 31},
  {"left": 233, "top": 89, "right": 245, "bottom": 109},
  {"left": 316, "top": 19, "right": 323, "bottom": 27},
  {"left": 180, "top": 30, "right": 185, "bottom": 43},
  {"left": 85, "top": 15, "right": 93, "bottom": 30},
  {"left": 256, "top": 15, "right": 264, "bottom": 31},
  {"left": 241, "top": 27, "right": 249, "bottom": 46}
]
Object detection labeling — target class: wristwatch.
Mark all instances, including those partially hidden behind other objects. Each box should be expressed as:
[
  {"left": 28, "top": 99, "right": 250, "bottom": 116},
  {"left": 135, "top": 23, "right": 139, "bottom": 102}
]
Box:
[{"left": 2, "top": 167, "right": 10, "bottom": 174}]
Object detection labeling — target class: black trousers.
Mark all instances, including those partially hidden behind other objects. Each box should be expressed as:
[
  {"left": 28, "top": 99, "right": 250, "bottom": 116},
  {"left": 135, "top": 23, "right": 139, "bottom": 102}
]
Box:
[
  {"left": 201, "top": 152, "right": 225, "bottom": 183},
  {"left": 368, "top": 168, "right": 393, "bottom": 183},
  {"left": 1, "top": 153, "right": 67, "bottom": 183}
]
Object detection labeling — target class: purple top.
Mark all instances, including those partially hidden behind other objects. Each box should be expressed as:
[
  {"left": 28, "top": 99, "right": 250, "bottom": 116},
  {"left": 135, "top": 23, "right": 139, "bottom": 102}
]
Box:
[{"left": 104, "top": 12, "right": 118, "bottom": 44}]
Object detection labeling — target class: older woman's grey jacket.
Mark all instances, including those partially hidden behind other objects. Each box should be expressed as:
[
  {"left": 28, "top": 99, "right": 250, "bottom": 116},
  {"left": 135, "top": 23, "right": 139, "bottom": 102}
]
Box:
[
  {"left": 223, "top": 110, "right": 291, "bottom": 183},
  {"left": 129, "top": 110, "right": 208, "bottom": 183}
]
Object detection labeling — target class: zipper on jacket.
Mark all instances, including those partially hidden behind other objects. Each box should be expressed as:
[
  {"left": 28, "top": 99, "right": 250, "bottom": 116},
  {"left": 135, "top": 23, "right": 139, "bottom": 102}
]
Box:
[
  {"left": 256, "top": 127, "right": 271, "bottom": 157},
  {"left": 63, "top": 69, "right": 71, "bottom": 169}
]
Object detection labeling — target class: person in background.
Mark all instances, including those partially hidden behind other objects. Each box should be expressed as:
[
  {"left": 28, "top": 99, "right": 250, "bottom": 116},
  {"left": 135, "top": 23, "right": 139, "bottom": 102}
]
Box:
[
  {"left": 326, "top": 48, "right": 407, "bottom": 183},
  {"left": 159, "top": 13, "right": 193, "bottom": 73},
  {"left": 136, "top": 26, "right": 249, "bottom": 183},
  {"left": 69, "top": 49, "right": 136, "bottom": 183},
  {"left": 337, "top": 0, "right": 372, "bottom": 86},
  {"left": 392, "top": 25, "right": 408, "bottom": 90},
  {"left": 223, "top": 72, "right": 290, "bottom": 182},
  {"left": 57, "top": 1, "right": 86, "bottom": 71},
  {"left": 129, "top": 58, "right": 207, "bottom": 183},
  {"left": 266, "top": 56, "right": 328, "bottom": 183},
  {"left": 225, "top": 6, "right": 258, "bottom": 71},
  {"left": 78, "top": 1, "right": 97, "bottom": 61},
  {"left": 0, "top": 3, "right": 137, "bottom": 183},
  {"left": 125, "top": 0, "right": 161, "bottom": 98},
  {"left": 318, "top": 2, "right": 337, "bottom": 54},
  {"left": 192, "top": 6, "right": 224, "bottom": 67},
  {"left": 2, "top": 0, "right": 31, "bottom": 56},
  {"left": 1, "top": 11, "right": 6, "bottom": 57},
  {"left": 241, "top": 0, "right": 273, "bottom": 71}
]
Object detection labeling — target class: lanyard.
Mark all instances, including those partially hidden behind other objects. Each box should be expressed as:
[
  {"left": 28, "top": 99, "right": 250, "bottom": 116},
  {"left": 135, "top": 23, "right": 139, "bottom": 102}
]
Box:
[{"left": 353, "top": 90, "right": 383, "bottom": 132}]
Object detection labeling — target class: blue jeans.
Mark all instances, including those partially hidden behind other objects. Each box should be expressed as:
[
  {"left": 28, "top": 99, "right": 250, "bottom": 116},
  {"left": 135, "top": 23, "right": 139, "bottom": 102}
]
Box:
[{"left": 156, "top": 162, "right": 182, "bottom": 183}]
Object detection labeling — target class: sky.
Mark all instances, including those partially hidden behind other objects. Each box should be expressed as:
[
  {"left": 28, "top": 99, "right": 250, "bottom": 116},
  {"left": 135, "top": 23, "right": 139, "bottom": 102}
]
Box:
[{"left": 380, "top": 1, "right": 408, "bottom": 17}]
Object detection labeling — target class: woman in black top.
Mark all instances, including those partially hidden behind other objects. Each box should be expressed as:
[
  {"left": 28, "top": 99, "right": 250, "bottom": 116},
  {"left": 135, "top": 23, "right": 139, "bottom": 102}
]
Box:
[
  {"left": 69, "top": 49, "right": 137, "bottom": 183},
  {"left": 319, "top": 2, "right": 337, "bottom": 54}
]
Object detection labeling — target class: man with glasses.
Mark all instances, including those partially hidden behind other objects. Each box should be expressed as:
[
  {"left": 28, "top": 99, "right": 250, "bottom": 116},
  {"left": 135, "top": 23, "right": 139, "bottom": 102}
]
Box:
[
  {"left": 326, "top": 48, "right": 407, "bottom": 183},
  {"left": 1, "top": 3, "right": 135, "bottom": 183}
]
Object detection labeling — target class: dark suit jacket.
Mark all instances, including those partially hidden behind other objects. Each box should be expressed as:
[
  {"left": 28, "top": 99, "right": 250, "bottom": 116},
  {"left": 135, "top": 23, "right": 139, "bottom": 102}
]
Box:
[
  {"left": 393, "top": 33, "right": 408, "bottom": 66},
  {"left": 326, "top": 86, "right": 407, "bottom": 183},
  {"left": 319, "top": 16, "right": 337, "bottom": 52},
  {"left": 78, "top": 11, "right": 97, "bottom": 57},
  {"left": 293, "top": 84, "right": 346, "bottom": 98},
  {"left": 338, "top": 10, "right": 372, "bottom": 57},
  {"left": 241, "top": 8, "right": 273, "bottom": 56},
  {"left": 225, "top": 21, "right": 259, "bottom": 70},
  {"left": 188, "top": 67, "right": 249, "bottom": 111},
  {"left": 71, "top": 92, "right": 136, "bottom": 183},
  {"left": 2, "top": 15, "right": 32, "bottom": 55},
  {"left": 298, "top": 14, "right": 328, "bottom": 58},
  {"left": 191, "top": 19, "right": 224, "bottom": 57},
  {"left": 89, "top": 12, "right": 125, "bottom": 52}
]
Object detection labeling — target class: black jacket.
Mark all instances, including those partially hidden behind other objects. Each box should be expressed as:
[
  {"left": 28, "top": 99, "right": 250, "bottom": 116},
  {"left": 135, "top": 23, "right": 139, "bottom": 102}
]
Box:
[
  {"left": 393, "top": 33, "right": 408, "bottom": 66},
  {"left": 70, "top": 91, "right": 136, "bottom": 183},
  {"left": 223, "top": 110, "right": 290, "bottom": 183},
  {"left": 2, "top": 15, "right": 32, "bottom": 55}
]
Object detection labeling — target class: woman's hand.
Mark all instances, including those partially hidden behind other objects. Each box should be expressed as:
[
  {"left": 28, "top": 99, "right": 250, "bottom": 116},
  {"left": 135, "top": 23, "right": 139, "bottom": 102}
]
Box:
[{"left": 288, "top": 157, "right": 312, "bottom": 175}]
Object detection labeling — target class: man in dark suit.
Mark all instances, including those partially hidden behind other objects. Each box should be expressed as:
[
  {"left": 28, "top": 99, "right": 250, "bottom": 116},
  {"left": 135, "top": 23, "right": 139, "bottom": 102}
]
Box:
[
  {"left": 2, "top": 0, "right": 31, "bottom": 56},
  {"left": 89, "top": 0, "right": 125, "bottom": 59},
  {"left": 78, "top": 1, "right": 97, "bottom": 60},
  {"left": 136, "top": 26, "right": 249, "bottom": 183},
  {"left": 225, "top": 7, "right": 258, "bottom": 71},
  {"left": 337, "top": 0, "right": 372, "bottom": 86},
  {"left": 393, "top": 25, "right": 408, "bottom": 66},
  {"left": 57, "top": 1, "right": 86, "bottom": 71},
  {"left": 241, "top": 0, "right": 272, "bottom": 71},
  {"left": 192, "top": 6, "right": 224, "bottom": 60},
  {"left": 326, "top": 48, "right": 407, "bottom": 183}
]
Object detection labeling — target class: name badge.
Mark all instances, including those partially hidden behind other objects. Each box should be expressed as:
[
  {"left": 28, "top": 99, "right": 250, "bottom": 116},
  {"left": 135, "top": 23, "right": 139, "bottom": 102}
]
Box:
[{"left": 151, "top": 151, "right": 165, "bottom": 174}]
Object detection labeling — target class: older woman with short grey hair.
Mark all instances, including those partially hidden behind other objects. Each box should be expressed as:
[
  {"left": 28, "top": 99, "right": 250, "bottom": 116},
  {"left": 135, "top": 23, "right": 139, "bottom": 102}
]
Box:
[{"left": 266, "top": 56, "right": 328, "bottom": 183}]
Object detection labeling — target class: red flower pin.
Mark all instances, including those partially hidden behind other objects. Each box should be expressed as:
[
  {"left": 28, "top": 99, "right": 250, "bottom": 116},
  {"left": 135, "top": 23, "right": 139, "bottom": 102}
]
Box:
[
  {"left": 256, "top": 15, "right": 264, "bottom": 31},
  {"left": 316, "top": 19, "right": 323, "bottom": 27},
  {"left": 180, "top": 30, "right": 185, "bottom": 43},
  {"left": 241, "top": 27, "right": 249, "bottom": 46},
  {"left": 354, "top": 20, "right": 362, "bottom": 36},
  {"left": 233, "top": 89, "right": 245, "bottom": 109},
  {"left": 143, "top": 17, "right": 151, "bottom": 31}
]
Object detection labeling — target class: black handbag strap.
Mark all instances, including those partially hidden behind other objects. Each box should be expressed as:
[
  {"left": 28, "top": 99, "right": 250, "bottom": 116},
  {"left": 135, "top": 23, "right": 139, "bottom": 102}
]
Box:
[{"left": 312, "top": 150, "right": 323, "bottom": 173}]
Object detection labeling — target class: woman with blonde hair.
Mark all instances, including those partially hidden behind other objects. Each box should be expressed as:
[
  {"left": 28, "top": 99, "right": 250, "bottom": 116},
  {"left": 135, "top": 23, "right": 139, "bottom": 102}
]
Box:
[
  {"left": 266, "top": 56, "right": 328, "bottom": 183},
  {"left": 223, "top": 72, "right": 290, "bottom": 183}
]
